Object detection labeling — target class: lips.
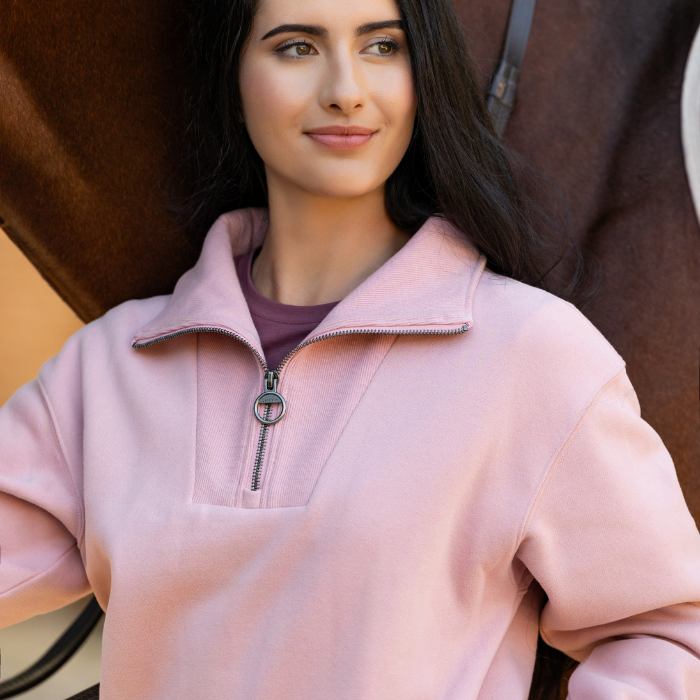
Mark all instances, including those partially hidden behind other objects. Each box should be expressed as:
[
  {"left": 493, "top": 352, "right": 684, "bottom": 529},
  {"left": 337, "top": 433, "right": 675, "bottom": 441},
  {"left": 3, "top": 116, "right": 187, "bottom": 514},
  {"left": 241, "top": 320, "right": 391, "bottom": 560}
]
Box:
[{"left": 305, "top": 126, "right": 376, "bottom": 150}]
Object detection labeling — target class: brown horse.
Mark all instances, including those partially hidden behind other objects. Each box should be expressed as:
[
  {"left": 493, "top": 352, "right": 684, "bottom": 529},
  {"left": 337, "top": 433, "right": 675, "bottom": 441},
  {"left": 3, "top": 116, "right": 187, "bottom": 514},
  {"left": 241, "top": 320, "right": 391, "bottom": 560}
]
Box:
[{"left": 1, "top": 0, "right": 699, "bottom": 698}]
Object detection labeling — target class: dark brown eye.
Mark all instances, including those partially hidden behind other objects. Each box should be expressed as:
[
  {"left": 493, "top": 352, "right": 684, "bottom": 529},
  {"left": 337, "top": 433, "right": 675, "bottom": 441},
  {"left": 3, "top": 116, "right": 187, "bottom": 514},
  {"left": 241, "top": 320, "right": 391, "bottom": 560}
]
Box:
[
  {"left": 275, "top": 40, "right": 317, "bottom": 57},
  {"left": 364, "top": 40, "right": 400, "bottom": 56}
]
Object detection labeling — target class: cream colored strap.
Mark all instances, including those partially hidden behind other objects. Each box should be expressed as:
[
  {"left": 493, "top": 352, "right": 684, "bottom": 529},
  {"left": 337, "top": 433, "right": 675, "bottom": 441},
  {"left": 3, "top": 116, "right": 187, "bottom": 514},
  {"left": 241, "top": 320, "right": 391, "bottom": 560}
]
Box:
[{"left": 682, "top": 25, "right": 700, "bottom": 224}]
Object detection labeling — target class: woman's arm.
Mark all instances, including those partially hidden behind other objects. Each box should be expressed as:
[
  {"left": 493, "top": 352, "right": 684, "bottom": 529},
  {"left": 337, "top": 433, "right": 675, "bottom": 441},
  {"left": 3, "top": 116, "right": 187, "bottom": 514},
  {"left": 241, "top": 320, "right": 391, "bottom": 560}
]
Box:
[
  {"left": 517, "top": 368, "right": 700, "bottom": 698},
  {"left": 0, "top": 342, "right": 90, "bottom": 628}
]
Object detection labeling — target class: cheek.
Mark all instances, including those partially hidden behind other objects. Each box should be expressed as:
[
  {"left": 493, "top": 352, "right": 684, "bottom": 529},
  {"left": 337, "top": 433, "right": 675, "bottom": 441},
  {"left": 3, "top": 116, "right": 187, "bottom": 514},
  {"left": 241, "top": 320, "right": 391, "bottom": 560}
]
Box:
[
  {"left": 239, "top": 62, "right": 313, "bottom": 160},
  {"left": 368, "top": 64, "right": 417, "bottom": 148}
]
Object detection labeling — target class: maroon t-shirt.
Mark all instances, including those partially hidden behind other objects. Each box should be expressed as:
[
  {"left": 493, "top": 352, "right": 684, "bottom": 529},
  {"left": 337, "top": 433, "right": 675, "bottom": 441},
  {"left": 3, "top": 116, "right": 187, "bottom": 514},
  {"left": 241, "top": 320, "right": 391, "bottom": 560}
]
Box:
[{"left": 234, "top": 251, "right": 339, "bottom": 371}]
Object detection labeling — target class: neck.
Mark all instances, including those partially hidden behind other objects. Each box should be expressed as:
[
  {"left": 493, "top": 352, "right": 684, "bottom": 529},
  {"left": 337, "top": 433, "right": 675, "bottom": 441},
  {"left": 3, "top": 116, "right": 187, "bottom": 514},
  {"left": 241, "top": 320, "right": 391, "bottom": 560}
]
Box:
[{"left": 251, "top": 173, "right": 409, "bottom": 306}]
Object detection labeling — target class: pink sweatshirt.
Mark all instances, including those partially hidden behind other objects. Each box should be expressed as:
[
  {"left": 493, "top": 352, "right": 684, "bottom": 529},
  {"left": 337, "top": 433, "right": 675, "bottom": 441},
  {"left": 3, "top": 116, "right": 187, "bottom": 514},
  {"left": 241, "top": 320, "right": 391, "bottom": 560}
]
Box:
[{"left": 2, "top": 208, "right": 700, "bottom": 700}]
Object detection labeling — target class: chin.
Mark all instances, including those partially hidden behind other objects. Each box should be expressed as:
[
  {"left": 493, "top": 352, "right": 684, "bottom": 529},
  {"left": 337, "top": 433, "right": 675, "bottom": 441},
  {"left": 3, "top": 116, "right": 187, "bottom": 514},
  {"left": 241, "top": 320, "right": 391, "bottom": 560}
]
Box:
[
  {"left": 295, "top": 171, "right": 389, "bottom": 200},
  {"left": 313, "top": 185, "right": 380, "bottom": 199}
]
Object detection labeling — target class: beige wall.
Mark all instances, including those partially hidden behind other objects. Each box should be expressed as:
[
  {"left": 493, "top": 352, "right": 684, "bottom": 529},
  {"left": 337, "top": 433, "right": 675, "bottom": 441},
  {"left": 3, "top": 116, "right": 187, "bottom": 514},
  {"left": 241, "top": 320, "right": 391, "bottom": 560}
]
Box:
[
  {"left": 0, "top": 230, "right": 102, "bottom": 698},
  {"left": 0, "top": 230, "right": 83, "bottom": 404}
]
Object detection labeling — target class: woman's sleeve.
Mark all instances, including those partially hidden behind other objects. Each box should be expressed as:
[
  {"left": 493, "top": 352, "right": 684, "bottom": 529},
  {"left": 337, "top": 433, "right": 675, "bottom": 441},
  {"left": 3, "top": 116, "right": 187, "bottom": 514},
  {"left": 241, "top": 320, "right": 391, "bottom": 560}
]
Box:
[
  {"left": 0, "top": 345, "right": 90, "bottom": 628},
  {"left": 516, "top": 367, "right": 700, "bottom": 698}
]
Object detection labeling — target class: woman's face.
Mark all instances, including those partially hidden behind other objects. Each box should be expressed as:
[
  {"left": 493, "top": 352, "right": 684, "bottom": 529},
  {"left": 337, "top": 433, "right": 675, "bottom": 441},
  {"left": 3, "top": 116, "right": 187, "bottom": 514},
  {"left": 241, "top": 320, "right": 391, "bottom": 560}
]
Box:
[{"left": 239, "top": 0, "right": 417, "bottom": 200}]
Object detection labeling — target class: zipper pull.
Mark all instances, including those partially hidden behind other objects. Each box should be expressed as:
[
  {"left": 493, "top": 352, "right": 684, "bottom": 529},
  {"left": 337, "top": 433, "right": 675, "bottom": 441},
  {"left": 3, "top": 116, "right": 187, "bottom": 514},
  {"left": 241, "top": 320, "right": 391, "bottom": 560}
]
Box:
[{"left": 253, "top": 371, "right": 287, "bottom": 425}]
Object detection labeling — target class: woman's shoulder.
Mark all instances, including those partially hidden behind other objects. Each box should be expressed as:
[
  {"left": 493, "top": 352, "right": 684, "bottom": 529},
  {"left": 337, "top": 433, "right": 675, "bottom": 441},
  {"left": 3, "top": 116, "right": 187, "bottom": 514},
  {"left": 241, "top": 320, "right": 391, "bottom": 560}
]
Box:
[
  {"left": 31, "top": 295, "right": 173, "bottom": 431},
  {"left": 472, "top": 269, "right": 625, "bottom": 393},
  {"left": 38, "top": 294, "right": 172, "bottom": 380},
  {"left": 79, "top": 294, "right": 172, "bottom": 347}
]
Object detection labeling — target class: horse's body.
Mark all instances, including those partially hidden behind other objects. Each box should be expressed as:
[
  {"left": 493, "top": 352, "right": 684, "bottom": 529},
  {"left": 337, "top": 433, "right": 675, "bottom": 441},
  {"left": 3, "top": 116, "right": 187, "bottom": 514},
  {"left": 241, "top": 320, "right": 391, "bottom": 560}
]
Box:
[
  {"left": 0, "top": 0, "right": 196, "bottom": 320},
  {"left": 1, "top": 1, "right": 699, "bottom": 697}
]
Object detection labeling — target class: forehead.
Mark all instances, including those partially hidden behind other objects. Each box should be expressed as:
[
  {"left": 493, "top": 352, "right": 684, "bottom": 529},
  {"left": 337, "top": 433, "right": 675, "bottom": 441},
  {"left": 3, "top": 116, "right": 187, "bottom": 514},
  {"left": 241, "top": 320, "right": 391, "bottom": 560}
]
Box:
[{"left": 254, "top": 0, "right": 402, "bottom": 32}]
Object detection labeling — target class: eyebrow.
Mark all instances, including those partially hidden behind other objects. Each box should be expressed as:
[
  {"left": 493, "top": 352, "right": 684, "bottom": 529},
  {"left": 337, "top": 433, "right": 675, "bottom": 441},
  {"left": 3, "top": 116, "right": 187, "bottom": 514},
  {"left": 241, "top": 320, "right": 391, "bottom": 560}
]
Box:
[
  {"left": 261, "top": 20, "right": 403, "bottom": 41},
  {"left": 355, "top": 20, "right": 403, "bottom": 36},
  {"left": 262, "top": 24, "right": 327, "bottom": 40}
]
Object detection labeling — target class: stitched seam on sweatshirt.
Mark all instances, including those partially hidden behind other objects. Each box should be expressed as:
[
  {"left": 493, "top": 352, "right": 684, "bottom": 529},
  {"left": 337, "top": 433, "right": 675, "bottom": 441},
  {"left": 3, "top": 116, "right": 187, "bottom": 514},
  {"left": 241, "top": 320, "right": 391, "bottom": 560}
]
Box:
[
  {"left": 0, "top": 544, "right": 84, "bottom": 599},
  {"left": 37, "top": 377, "right": 86, "bottom": 550},
  {"left": 513, "top": 362, "right": 627, "bottom": 555},
  {"left": 464, "top": 255, "right": 487, "bottom": 319},
  {"left": 303, "top": 334, "right": 399, "bottom": 508}
]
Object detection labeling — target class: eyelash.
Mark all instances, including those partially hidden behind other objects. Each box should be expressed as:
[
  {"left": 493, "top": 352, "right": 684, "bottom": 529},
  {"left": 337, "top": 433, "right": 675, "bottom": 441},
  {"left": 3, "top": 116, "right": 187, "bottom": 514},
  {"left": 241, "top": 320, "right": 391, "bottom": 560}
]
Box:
[
  {"left": 274, "top": 37, "right": 402, "bottom": 58},
  {"left": 274, "top": 38, "right": 317, "bottom": 55},
  {"left": 368, "top": 37, "right": 402, "bottom": 55}
]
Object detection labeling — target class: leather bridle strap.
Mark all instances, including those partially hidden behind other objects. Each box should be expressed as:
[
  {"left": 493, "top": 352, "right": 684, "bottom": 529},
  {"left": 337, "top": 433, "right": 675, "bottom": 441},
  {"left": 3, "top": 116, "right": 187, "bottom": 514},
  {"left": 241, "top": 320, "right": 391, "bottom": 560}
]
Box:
[{"left": 487, "top": 0, "right": 537, "bottom": 138}]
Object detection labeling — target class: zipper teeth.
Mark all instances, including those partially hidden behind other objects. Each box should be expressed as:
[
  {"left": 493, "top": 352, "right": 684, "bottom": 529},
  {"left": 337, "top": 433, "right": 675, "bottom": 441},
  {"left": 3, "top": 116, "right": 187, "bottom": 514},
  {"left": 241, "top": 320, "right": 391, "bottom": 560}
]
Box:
[
  {"left": 133, "top": 323, "right": 470, "bottom": 372},
  {"left": 133, "top": 327, "right": 268, "bottom": 370},
  {"left": 135, "top": 322, "right": 470, "bottom": 493},
  {"left": 275, "top": 323, "right": 470, "bottom": 373},
  {"left": 251, "top": 405, "right": 272, "bottom": 491}
]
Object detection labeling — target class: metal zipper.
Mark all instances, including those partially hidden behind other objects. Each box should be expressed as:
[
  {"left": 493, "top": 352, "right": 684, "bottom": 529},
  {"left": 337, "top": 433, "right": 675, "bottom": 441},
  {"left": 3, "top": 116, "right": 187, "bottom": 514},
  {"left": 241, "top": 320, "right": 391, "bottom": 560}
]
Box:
[
  {"left": 134, "top": 322, "right": 471, "bottom": 495},
  {"left": 274, "top": 323, "right": 471, "bottom": 375},
  {"left": 134, "top": 327, "right": 275, "bottom": 494},
  {"left": 251, "top": 402, "right": 272, "bottom": 491},
  {"left": 133, "top": 326, "right": 267, "bottom": 367},
  {"left": 248, "top": 323, "right": 471, "bottom": 493}
]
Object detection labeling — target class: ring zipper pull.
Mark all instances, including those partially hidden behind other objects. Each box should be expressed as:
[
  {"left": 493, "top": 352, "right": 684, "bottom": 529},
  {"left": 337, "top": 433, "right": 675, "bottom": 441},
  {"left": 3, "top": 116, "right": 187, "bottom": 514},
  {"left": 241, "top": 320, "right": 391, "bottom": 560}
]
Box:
[{"left": 254, "top": 371, "right": 287, "bottom": 425}]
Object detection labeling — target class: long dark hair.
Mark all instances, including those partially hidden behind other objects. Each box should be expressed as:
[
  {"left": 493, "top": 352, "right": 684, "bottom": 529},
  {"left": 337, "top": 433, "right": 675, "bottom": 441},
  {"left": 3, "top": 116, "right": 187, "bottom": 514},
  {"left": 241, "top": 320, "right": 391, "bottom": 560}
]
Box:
[{"left": 180, "top": 0, "right": 591, "bottom": 300}]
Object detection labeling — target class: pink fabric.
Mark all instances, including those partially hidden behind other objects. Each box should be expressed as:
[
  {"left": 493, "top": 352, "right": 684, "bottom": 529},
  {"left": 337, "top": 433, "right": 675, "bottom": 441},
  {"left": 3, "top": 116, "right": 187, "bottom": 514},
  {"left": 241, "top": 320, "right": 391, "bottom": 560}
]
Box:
[
  {"left": 234, "top": 250, "right": 339, "bottom": 371},
  {"left": 2, "top": 208, "right": 700, "bottom": 700}
]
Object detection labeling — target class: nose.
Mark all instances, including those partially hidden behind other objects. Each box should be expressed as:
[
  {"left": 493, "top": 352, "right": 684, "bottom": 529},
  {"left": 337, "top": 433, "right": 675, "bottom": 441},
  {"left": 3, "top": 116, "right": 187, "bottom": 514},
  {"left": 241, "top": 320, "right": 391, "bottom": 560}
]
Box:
[{"left": 320, "top": 50, "right": 365, "bottom": 115}]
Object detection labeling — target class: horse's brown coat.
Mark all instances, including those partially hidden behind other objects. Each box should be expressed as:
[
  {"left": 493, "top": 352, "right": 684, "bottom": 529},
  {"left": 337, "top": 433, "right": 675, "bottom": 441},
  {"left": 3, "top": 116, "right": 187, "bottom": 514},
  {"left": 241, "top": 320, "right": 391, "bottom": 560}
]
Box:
[{"left": 0, "top": 0, "right": 196, "bottom": 320}]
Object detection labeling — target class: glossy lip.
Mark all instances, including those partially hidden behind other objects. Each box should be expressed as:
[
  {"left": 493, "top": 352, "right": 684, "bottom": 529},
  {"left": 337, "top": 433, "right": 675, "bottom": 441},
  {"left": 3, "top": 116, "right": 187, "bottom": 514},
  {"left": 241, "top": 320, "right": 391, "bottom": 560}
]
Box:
[{"left": 305, "top": 125, "right": 377, "bottom": 150}]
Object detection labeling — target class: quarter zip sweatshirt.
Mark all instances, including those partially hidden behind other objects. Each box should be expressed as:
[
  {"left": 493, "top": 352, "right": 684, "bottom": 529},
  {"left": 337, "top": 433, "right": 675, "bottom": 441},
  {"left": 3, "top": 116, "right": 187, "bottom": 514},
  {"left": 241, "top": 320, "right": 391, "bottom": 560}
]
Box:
[{"left": 2, "top": 208, "right": 700, "bottom": 700}]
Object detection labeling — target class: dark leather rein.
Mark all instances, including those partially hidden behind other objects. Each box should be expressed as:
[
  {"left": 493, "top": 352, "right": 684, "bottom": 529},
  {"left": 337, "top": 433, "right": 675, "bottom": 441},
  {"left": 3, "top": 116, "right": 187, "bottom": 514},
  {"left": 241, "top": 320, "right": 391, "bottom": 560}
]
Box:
[
  {"left": 0, "top": 1, "right": 536, "bottom": 697},
  {"left": 488, "top": 0, "right": 537, "bottom": 137}
]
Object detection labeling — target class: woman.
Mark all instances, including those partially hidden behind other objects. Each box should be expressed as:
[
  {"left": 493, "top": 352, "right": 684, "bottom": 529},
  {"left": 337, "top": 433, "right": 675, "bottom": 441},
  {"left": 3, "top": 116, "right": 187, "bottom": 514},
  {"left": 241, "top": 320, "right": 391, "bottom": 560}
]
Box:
[{"left": 2, "top": 0, "right": 700, "bottom": 698}]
